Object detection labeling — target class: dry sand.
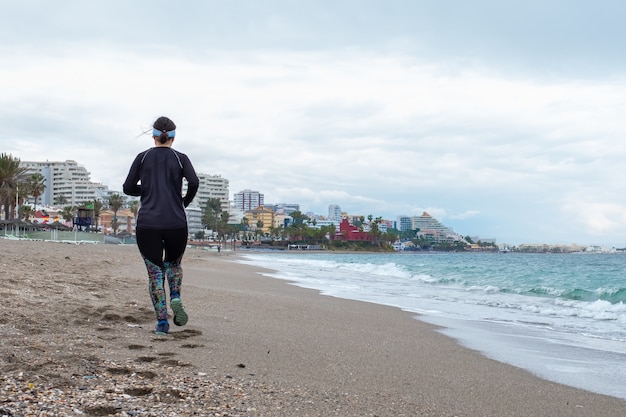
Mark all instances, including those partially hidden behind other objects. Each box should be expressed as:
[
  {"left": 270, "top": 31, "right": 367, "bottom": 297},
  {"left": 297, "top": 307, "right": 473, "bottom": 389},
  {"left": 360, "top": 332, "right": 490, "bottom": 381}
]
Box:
[{"left": 1, "top": 239, "right": 625, "bottom": 416}]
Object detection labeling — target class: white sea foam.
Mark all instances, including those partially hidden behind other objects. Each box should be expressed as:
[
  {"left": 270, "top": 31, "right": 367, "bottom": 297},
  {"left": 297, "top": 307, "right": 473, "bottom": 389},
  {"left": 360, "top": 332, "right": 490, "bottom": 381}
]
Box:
[{"left": 239, "top": 251, "right": 626, "bottom": 399}]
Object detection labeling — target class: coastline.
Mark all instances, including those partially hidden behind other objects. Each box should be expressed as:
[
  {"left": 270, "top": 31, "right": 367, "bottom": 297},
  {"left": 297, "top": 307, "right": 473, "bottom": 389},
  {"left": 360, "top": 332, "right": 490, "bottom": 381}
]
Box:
[{"left": 2, "top": 240, "right": 625, "bottom": 416}]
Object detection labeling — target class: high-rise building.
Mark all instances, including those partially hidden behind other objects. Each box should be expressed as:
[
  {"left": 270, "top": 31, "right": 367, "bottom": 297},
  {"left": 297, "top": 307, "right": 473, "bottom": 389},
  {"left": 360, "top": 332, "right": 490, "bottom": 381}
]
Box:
[
  {"left": 328, "top": 204, "right": 342, "bottom": 221},
  {"left": 233, "top": 189, "right": 264, "bottom": 212},
  {"left": 396, "top": 215, "right": 412, "bottom": 231},
  {"left": 271, "top": 203, "right": 300, "bottom": 215},
  {"left": 412, "top": 212, "right": 460, "bottom": 243},
  {"left": 185, "top": 173, "right": 230, "bottom": 212},
  {"left": 412, "top": 212, "right": 452, "bottom": 235},
  {"left": 19, "top": 160, "right": 110, "bottom": 207}
]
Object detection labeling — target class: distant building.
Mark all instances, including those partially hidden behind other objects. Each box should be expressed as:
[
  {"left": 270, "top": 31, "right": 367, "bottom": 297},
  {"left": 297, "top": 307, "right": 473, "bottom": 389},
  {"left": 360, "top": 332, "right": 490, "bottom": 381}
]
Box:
[
  {"left": 273, "top": 212, "right": 290, "bottom": 231},
  {"left": 307, "top": 219, "right": 339, "bottom": 230},
  {"left": 412, "top": 212, "right": 463, "bottom": 243},
  {"left": 245, "top": 206, "right": 274, "bottom": 234},
  {"left": 412, "top": 212, "right": 451, "bottom": 235},
  {"left": 20, "top": 160, "right": 110, "bottom": 207},
  {"left": 396, "top": 215, "right": 412, "bottom": 231},
  {"left": 330, "top": 218, "right": 374, "bottom": 242},
  {"left": 234, "top": 189, "right": 264, "bottom": 212},
  {"left": 185, "top": 206, "right": 203, "bottom": 237},
  {"left": 271, "top": 203, "right": 300, "bottom": 215},
  {"left": 99, "top": 209, "right": 134, "bottom": 235},
  {"left": 328, "top": 204, "right": 342, "bottom": 222},
  {"left": 186, "top": 173, "right": 230, "bottom": 212}
]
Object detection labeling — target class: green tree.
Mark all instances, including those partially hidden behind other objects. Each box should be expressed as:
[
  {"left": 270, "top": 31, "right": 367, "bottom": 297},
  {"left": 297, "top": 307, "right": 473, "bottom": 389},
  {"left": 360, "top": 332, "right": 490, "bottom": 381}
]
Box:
[
  {"left": 217, "top": 211, "right": 231, "bottom": 242},
  {"left": 256, "top": 220, "right": 264, "bottom": 240},
  {"left": 55, "top": 194, "right": 68, "bottom": 206},
  {"left": 201, "top": 197, "right": 223, "bottom": 240},
  {"left": 20, "top": 205, "right": 33, "bottom": 221},
  {"left": 208, "top": 210, "right": 232, "bottom": 244},
  {"left": 108, "top": 193, "right": 124, "bottom": 235},
  {"left": 25, "top": 173, "right": 46, "bottom": 211},
  {"left": 287, "top": 210, "right": 310, "bottom": 241},
  {"left": 92, "top": 199, "right": 103, "bottom": 232},
  {"left": 128, "top": 200, "right": 139, "bottom": 234},
  {"left": 0, "top": 153, "right": 28, "bottom": 220},
  {"left": 368, "top": 216, "right": 383, "bottom": 247},
  {"left": 269, "top": 225, "right": 284, "bottom": 241},
  {"left": 59, "top": 206, "right": 76, "bottom": 224}
]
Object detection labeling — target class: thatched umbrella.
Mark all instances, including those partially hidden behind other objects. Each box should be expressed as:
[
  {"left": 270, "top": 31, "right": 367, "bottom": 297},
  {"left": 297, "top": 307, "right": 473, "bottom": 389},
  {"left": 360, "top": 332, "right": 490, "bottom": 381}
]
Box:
[{"left": 46, "top": 221, "right": 72, "bottom": 231}]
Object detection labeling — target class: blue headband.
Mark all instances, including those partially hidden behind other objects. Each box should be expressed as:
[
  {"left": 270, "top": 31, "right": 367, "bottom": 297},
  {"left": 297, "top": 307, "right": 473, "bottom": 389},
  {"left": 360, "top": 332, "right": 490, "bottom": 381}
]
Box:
[{"left": 153, "top": 128, "right": 175, "bottom": 138}]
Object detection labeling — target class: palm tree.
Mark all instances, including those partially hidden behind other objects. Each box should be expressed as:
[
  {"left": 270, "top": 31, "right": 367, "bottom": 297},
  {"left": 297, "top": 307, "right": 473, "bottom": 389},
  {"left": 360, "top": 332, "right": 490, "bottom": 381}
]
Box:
[
  {"left": 20, "top": 205, "right": 33, "bottom": 221},
  {"left": 59, "top": 205, "right": 76, "bottom": 224},
  {"left": 128, "top": 200, "right": 139, "bottom": 234},
  {"left": 25, "top": 173, "right": 46, "bottom": 211},
  {"left": 108, "top": 193, "right": 124, "bottom": 235},
  {"left": 0, "top": 153, "right": 28, "bottom": 220},
  {"left": 287, "top": 210, "right": 309, "bottom": 241},
  {"left": 201, "top": 197, "right": 223, "bottom": 240},
  {"left": 217, "top": 210, "right": 230, "bottom": 243},
  {"left": 256, "top": 220, "right": 264, "bottom": 240},
  {"left": 55, "top": 194, "right": 68, "bottom": 206},
  {"left": 92, "top": 199, "right": 103, "bottom": 232}
]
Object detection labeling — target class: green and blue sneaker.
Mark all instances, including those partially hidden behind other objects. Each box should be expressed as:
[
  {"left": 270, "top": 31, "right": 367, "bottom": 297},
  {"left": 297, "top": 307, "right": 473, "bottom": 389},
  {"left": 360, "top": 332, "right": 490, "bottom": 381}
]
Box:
[
  {"left": 155, "top": 320, "right": 169, "bottom": 335},
  {"left": 171, "top": 298, "right": 188, "bottom": 326}
]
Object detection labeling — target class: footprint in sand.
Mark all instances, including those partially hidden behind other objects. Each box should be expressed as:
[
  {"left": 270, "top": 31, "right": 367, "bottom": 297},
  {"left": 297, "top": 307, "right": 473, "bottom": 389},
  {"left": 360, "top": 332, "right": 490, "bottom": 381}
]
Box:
[
  {"left": 171, "top": 329, "right": 203, "bottom": 340},
  {"left": 180, "top": 343, "right": 204, "bottom": 348},
  {"left": 159, "top": 358, "right": 192, "bottom": 367},
  {"left": 151, "top": 328, "right": 202, "bottom": 340},
  {"left": 106, "top": 367, "right": 134, "bottom": 375},
  {"left": 124, "top": 386, "right": 153, "bottom": 396},
  {"left": 128, "top": 344, "right": 147, "bottom": 350},
  {"left": 135, "top": 356, "right": 158, "bottom": 363},
  {"left": 84, "top": 405, "right": 118, "bottom": 416}
]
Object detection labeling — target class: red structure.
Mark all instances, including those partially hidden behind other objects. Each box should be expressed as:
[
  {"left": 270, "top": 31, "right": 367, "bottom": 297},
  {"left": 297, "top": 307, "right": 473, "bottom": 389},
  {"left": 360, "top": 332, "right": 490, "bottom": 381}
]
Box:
[{"left": 330, "top": 218, "right": 374, "bottom": 242}]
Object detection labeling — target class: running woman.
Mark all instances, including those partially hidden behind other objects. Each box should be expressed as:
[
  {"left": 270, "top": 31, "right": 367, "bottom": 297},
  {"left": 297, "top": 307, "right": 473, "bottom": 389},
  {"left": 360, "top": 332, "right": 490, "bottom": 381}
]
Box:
[{"left": 123, "top": 116, "right": 200, "bottom": 335}]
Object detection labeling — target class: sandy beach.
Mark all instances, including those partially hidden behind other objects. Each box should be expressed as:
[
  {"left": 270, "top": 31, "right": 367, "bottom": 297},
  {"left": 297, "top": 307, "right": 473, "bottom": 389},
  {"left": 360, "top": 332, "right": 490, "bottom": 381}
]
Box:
[{"left": 2, "top": 239, "right": 626, "bottom": 416}]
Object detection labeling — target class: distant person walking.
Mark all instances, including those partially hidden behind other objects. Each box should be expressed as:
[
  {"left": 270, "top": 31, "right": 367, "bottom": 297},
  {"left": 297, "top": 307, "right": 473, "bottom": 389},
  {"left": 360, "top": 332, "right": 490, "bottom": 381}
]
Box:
[{"left": 123, "top": 116, "right": 199, "bottom": 335}]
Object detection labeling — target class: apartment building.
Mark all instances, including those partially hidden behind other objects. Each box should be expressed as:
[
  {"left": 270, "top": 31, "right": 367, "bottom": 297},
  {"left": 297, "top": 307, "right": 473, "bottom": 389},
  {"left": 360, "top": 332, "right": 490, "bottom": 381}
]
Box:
[
  {"left": 234, "top": 189, "right": 264, "bottom": 212},
  {"left": 245, "top": 206, "right": 274, "bottom": 234},
  {"left": 328, "top": 204, "right": 342, "bottom": 222},
  {"left": 20, "top": 160, "right": 110, "bottom": 207},
  {"left": 271, "top": 203, "right": 300, "bottom": 215},
  {"left": 412, "top": 212, "right": 461, "bottom": 243},
  {"left": 184, "top": 173, "right": 230, "bottom": 212},
  {"left": 396, "top": 215, "right": 412, "bottom": 232}
]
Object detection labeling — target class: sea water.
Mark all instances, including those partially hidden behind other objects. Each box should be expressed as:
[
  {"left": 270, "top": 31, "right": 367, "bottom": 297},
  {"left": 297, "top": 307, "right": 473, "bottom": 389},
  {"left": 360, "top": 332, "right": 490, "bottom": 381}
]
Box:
[{"left": 237, "top": 251, "right": 626, "bottom": 400}]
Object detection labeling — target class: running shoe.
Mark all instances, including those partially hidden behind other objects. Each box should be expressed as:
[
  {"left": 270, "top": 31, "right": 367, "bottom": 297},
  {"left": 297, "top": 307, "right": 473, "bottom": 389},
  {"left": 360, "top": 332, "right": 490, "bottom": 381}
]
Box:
[{"left": 170, "top": 298, "right": 188, "bottom": 326}]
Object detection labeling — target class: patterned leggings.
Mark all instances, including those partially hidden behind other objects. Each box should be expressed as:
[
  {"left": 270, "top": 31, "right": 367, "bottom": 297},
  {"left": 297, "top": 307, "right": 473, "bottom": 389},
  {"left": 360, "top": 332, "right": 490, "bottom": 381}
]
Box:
[{"left": 136, "top": 227, "right": 188, "bottom": 321}]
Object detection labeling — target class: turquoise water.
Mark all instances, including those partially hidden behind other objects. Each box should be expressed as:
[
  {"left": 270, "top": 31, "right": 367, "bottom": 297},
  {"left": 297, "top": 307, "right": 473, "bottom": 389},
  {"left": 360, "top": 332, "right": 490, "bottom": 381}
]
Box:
[{"left": 238, "top": 251, "right": 626, "bottom": 399}]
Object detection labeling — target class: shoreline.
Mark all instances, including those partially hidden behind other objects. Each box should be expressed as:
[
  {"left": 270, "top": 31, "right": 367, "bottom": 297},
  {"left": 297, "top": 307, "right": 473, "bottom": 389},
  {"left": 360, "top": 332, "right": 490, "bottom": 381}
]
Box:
[
  {"left": 235, "top": 249, "right": 626, "bottom": 401},
  {"left": 2, "top": 239, "right": 626, "bottom": 416}
]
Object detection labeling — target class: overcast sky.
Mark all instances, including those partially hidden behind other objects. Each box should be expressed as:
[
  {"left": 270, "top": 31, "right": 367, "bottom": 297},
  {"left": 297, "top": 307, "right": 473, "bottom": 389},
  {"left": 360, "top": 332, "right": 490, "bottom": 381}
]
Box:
[{"left": 2, "top": 1, "right": 626, "bottom": 246}]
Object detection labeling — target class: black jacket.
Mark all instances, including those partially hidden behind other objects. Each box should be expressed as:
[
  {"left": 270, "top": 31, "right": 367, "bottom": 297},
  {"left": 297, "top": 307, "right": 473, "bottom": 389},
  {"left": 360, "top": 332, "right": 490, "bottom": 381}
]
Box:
[{"left": 123, "top": 147, "right": 199, "bottom": 230}]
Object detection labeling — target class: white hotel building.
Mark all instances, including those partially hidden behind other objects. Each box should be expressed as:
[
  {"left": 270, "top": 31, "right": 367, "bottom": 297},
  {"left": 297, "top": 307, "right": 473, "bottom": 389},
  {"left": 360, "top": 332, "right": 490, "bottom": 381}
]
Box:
[
  {"left": 20, "top": 160, "right": 111, "bottom": 207},
  {"left": 19, "top": 161, "right": 232, "bottom": 237}
]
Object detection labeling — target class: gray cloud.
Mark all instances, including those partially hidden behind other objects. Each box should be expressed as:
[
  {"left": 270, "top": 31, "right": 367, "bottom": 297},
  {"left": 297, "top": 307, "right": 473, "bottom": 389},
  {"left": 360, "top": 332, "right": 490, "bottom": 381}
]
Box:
[{"left": 3, "top": 1, "right": 626, "bottom": 245}]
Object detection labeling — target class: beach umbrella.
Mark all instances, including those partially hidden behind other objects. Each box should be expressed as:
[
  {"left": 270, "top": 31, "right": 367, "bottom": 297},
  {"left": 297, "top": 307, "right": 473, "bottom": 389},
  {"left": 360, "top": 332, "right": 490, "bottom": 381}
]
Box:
[{"left": 46, "top": 221, "right": 71, "bottom": 231}]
